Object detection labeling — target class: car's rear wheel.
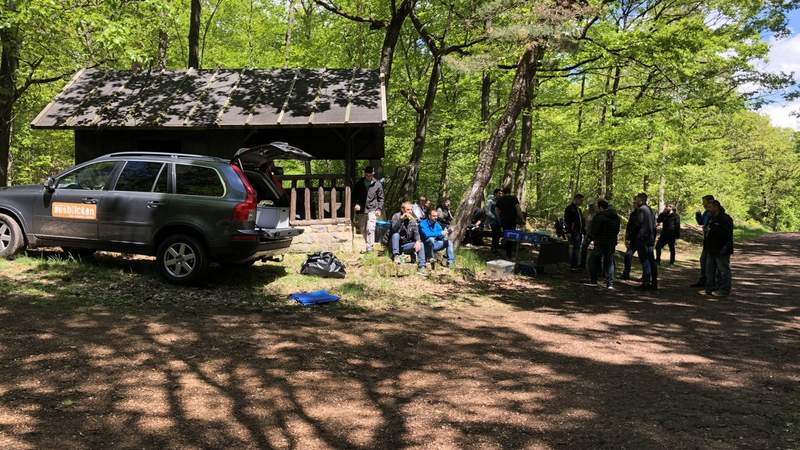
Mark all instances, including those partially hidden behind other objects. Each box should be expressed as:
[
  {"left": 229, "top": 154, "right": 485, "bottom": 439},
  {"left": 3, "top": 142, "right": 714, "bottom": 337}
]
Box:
[
  {"left": 0, "top": 214, "right": 24, "bottom": 259},
  {"left": 157, "top": 234, "right": 208, "bottom": 285}
]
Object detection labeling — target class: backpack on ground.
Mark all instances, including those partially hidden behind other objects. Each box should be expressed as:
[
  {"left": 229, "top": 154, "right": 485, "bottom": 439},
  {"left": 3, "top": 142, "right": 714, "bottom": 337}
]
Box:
[{"left": 300, "top": 252, "right": 347, "bottom": 278}]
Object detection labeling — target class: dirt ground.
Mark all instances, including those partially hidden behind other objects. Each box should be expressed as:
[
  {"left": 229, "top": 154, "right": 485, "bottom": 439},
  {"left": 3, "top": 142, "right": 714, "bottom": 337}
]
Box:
[{"left": 0, "top": 233, "right": 798, "bottom": 449}]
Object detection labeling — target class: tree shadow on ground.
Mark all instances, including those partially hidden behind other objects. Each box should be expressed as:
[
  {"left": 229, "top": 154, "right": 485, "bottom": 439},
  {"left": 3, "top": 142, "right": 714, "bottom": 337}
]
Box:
[{"left": 0, "top": 235, "right": 797, "bottom": 448}]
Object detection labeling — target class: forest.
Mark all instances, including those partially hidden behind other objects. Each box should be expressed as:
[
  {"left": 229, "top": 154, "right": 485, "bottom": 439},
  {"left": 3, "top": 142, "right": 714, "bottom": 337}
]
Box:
[{"left": 2, "top": 0, "right": 799, "bottom": 235}]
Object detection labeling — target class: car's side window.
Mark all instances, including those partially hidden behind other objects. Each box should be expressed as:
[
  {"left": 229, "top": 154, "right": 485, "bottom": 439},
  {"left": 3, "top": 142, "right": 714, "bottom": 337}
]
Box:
[
  {"left": 57, "top": 162, "right": 117, "bottom": 191},
  {"left": 175, "top": 164, "right": 224, "bottom": 197},
  {"left": 153, "top": 164, "right": 170, "bottom": 193},
  {"left": 114, "top": 161, "right": 165, "bottom": 192}
]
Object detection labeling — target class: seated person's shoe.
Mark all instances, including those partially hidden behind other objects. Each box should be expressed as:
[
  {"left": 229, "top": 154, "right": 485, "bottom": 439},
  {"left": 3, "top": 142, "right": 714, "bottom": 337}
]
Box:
[
  {"left": 393, "top": 255, "right": 402, "bottom": 265},
  {"left": 417, "top": 267, "right": 429, "bottom": 276}
]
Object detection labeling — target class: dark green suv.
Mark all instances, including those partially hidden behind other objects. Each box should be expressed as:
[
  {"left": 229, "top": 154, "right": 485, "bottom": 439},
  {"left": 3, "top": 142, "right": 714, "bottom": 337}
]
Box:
[{"left": 0, "top": 143, "right": 307, "bottom": 284}]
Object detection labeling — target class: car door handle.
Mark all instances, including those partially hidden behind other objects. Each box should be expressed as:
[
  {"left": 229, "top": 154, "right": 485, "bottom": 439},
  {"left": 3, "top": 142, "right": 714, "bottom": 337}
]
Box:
[
  {"left": 146, "top": 201, "right": 161, "bottom": 208},
  {"left": 81, "top": 197, "right": 98, "bottom": 204}
]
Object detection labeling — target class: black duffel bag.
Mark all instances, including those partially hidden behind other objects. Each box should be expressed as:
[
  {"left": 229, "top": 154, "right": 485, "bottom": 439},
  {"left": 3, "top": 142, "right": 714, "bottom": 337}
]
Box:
[{"left": 300, "top": 252, "right": 347, "bottom": 278}]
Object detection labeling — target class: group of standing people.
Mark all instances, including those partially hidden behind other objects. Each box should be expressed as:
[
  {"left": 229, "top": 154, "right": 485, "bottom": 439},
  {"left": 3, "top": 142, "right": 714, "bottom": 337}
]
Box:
[{"left": 565, "top": 192, "right": 734, "bottom": 297}]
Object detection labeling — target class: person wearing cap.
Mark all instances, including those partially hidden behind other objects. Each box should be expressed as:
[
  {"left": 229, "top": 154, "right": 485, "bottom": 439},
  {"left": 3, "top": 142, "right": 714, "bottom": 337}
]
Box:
[{"left": 353, "top": 166, "right": 384, "bottom": 253}]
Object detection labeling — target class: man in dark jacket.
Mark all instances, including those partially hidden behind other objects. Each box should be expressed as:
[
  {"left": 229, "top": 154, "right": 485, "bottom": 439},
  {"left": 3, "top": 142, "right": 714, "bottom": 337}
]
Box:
[
  {"left": 585, "top": 199, "right": 621, "bottom": 289},
  {"left": 387, "top": 201, "right": 427, "bottom": 275},
  {"left": 701, "top": 200, "right": 734, "bottom": 297},
  {"left": 628, "top": 193, "right": 658, "bottom": 290},
  {"left": 564, "top": 194, "right": 585, "bottom": 269},
  {"left": 691, "top": 195, "right": 715, "bottom": 287},
  {"left": 353, "top": 166, "right": 384, "bottom": 253},
  {"left": 656, "top": 204, "right": 681, "bottom": 265},
  {"left": 496, "top": 187, "right": 524, "bottom": 258}
]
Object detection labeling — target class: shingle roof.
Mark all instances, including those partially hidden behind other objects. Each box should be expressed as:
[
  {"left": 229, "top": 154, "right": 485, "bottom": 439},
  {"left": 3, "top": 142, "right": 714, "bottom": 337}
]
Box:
[{"left": 31, "top": 68, "right": 386, "bottom": 129}]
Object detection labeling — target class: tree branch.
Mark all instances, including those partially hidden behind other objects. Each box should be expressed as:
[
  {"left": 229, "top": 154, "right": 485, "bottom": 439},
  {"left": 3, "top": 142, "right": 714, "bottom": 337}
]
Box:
[{"left": 312, "top": 0, "right": 386, "bottom": 29}]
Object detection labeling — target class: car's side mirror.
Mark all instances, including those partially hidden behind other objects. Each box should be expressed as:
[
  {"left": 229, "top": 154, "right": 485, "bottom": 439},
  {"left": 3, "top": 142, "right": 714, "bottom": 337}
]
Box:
[{"left": 44, "top": 177, "right": 56, "bottom": 193}]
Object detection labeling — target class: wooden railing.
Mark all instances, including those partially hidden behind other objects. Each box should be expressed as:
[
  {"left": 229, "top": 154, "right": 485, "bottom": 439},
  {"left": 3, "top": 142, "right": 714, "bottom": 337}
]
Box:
[{"left": 281, "top": 174, "right": 352, "bottom": 226}]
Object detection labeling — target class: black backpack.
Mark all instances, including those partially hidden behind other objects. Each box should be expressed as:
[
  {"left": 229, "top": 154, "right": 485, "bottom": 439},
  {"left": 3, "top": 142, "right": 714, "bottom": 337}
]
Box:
[{"left": 300, "top": 252, "right": 347, "bottom": 278}]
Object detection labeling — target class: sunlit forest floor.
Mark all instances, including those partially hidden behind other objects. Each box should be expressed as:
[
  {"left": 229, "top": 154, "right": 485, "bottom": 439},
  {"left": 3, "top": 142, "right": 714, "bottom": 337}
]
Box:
[{"left": 0, "top": 232, "right": 797, "bottom": 448}]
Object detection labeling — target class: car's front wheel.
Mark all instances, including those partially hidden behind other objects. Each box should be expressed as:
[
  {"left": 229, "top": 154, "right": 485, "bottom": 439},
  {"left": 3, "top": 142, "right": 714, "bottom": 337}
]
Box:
[
  {"left": 156, "top": 234, "right": 209, "bottom": 285},
  {"left": 0, "top": 214, "right": 24, "bottom": 259}
]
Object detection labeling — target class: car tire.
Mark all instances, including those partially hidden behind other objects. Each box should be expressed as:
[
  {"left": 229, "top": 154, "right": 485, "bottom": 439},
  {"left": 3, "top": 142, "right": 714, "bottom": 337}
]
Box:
[
  {"left": 0, "top": 214, "right": 24, "bottom": 259},
  {"left": 156, "top": 234, "right": 209, "bottom": 285},
  {"left": 61, "top": 247, "right": 96, "bottom": 261}
]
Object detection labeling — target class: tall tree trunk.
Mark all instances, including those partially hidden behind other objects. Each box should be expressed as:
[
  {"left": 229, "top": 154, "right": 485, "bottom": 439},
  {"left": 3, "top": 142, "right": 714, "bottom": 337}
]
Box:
[
  {"left": 156, "top": 30, "right": 169, "bottom": 70},
  {"left": 0, "top": 2, "right": 20, "bottom": 187},
  {"left": 401, "top": 55, "right": 442, "bottom": 199},
  {"left": 451, "top": 45, "right": 543, "bottom": 246},
  {"left": 437, "top": 137, "right": 451, "bottom": 205},
  {"left": 603, "top": 65, "right": 622, "bottom": 201},
  {"left": 188, "top": 0, "right": 201, "bottom": 68},
  {"left": 658, "top": 141, "right": 667, "bottom": 212},
  {"left": 500, "top": 123, "right": 517, "bottom": 191},
  {"left": 569, "top": 74, "right": 586, "bottom": 196},
  {"left": 379, "top": 0, "right": 414, "bottom": 94},
  {"left": 514, "top": 61, "right": 541, "bottom": 207}
]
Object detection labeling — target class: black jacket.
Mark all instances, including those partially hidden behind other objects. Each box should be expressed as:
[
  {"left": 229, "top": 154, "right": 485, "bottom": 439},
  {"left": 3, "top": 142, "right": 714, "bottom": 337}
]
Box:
[
  {"left": 564, "top": 203, "right": 584, "bottom": 235},
  {"left": 388, "top": 212, "right": 421, "bottom": 245},
  {"left": 437, "top": 207, "right": 453, "bottom": 227},
  {"left": 704, "top": 211, "right": 734, "bottom": 255},
  {"left": 629, "top": 204, "right": 656, "bottom": 246},
  {"left": 353, "top": 178, "right": 384, "bottom": 213},
  {"left": 657, "top": 211, "right": 681, "bottom": 239},
  {"left": 590, "top": 207, "right": 621, "bottom": 249}
]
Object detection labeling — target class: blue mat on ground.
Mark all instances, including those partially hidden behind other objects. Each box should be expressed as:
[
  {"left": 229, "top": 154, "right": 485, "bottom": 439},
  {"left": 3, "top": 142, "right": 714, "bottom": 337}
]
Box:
[{"left": 289, "top": 290, "right": 340, "bottom": 306}]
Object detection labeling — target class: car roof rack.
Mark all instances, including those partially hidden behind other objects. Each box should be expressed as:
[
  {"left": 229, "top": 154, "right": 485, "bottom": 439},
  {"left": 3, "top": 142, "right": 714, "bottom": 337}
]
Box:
[{"left": 105, "top": 152, "right": 220, "bottom": 160}]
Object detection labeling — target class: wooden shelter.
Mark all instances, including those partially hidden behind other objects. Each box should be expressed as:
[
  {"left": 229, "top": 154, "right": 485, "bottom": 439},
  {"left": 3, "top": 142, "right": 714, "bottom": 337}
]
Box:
[{"left": 31, "top": 67, "right": 387, "bottom": 226}]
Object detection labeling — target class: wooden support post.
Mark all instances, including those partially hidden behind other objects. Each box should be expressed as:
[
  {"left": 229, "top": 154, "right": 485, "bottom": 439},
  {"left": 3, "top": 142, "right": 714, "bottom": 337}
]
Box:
[
  {"left": 331, "top": 187, "right": 338, "bottom": 219},
  {"left": 318, "top": 186, "right": 325, "bottom": 219},
  {"left": 290, "top": 188, "right": 297, "bottom": 220},
  {"left": 304, "top": 188, "right": 311, "bottom": 221},
  {"left": 345, "top": 186, "right": 352, "bottom": 221}
]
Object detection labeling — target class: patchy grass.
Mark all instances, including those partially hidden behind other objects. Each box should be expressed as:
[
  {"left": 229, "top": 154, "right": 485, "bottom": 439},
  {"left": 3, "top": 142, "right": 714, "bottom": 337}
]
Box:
[{"left": 734, "top": 222, "right": 771, "bottom": 242}]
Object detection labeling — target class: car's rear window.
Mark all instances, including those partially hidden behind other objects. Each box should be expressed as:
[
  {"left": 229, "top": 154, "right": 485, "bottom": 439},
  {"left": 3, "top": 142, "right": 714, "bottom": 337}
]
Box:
[
  {"left": 114, "top": 161, "right": 164, "bottom": 192},
  {"left": 175, "top": 164, "right": 224, "bottom": 197}
]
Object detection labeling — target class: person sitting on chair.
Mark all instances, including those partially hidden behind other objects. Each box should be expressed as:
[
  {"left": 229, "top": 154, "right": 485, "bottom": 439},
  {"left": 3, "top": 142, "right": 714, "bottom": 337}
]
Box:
[
  {"left": 389, "top": 201, "right": 427, "bottom": 275},
  {"left": 419, "top": 208, "right": 456, "bottom": 269}
]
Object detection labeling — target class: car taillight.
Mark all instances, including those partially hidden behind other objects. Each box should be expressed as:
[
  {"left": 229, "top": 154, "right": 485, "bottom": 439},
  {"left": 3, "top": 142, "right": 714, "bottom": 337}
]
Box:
[{"left": 231, "top": 163, "right": 257, "bottom": 223}]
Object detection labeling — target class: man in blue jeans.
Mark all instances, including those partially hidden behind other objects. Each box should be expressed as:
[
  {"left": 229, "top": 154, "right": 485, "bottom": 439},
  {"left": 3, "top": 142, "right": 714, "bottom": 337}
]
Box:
[
  {"left": 419, "top": 209, "right": 455, "bottom": 269},
  {"left": 388, "top": 201, "right": 427, "bottom": 275}
]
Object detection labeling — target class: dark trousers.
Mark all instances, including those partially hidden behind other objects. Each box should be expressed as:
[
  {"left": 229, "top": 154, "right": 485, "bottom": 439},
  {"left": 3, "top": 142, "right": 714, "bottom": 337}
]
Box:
[
  {"left": 568, "top": 233, "right": 583, "bottom": 268},
  {"left": 502, "top": 224, "right": 516, "bottom": 258},
  {"left": 490, "top": 224, "right": 502, "bottom": 252},
  {"left": 705, "top": 253, "right": 732, "bottom": 295},
  {"left": 636, "top": 242, "right": 658, "bottom": 286},
  {"left": 656, "top": 234, "right": 676, "bottom": 264},
  {"left": 589, "top": 246, "right": 616, "bottom": 286},
  {"left": 622, "top": 246, "right": 634, "bottom": 277},
  {"left": 697, "top": 247, "right": 708, "bottom": 284}
]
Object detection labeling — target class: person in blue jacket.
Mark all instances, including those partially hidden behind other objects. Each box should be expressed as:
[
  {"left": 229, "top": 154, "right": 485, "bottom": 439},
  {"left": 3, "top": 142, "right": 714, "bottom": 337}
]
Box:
[{"left": 419, "top": 208, "right": 456, "bottom": 268}]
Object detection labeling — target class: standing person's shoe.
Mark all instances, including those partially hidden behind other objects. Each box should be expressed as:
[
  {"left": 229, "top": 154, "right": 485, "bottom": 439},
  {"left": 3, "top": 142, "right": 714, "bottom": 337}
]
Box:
[
  {"left": 638, "top": 283, "right": 652, "bottom": 291},
  {"left": 606, "top": 284, "right": 615, "bottom": 290},
  {"left": 690, "top": 279, "right": 706, "bottom": 288},
  {"left": 583, "top": 282, "right": 599, "bottom": 287},
  {"left": 711, "top": 291, "right": 730, "bottom": 298},
  {"left": 619, "top": 273, "right": 630, "bottom": 280},
  {"left": 699, "top": 290, "right": 714, "bottom": 296},
  {"left": 417, "top": 267, "right": 428, "bottom": 276}
]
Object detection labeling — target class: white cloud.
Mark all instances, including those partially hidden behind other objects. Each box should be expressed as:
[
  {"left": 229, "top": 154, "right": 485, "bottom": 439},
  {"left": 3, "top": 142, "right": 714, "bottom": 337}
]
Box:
[
  {"left": 750, "top": 33, "right": 800, "bottom": 130},
  {"left": 759, "top": 100, "right": 800, "bottom": 131}
]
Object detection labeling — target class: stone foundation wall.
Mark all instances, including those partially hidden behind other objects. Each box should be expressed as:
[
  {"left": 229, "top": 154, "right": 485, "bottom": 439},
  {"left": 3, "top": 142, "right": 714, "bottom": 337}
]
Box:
[{"left": 288, "top": 223, "right": 356, "bottom": 254}]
